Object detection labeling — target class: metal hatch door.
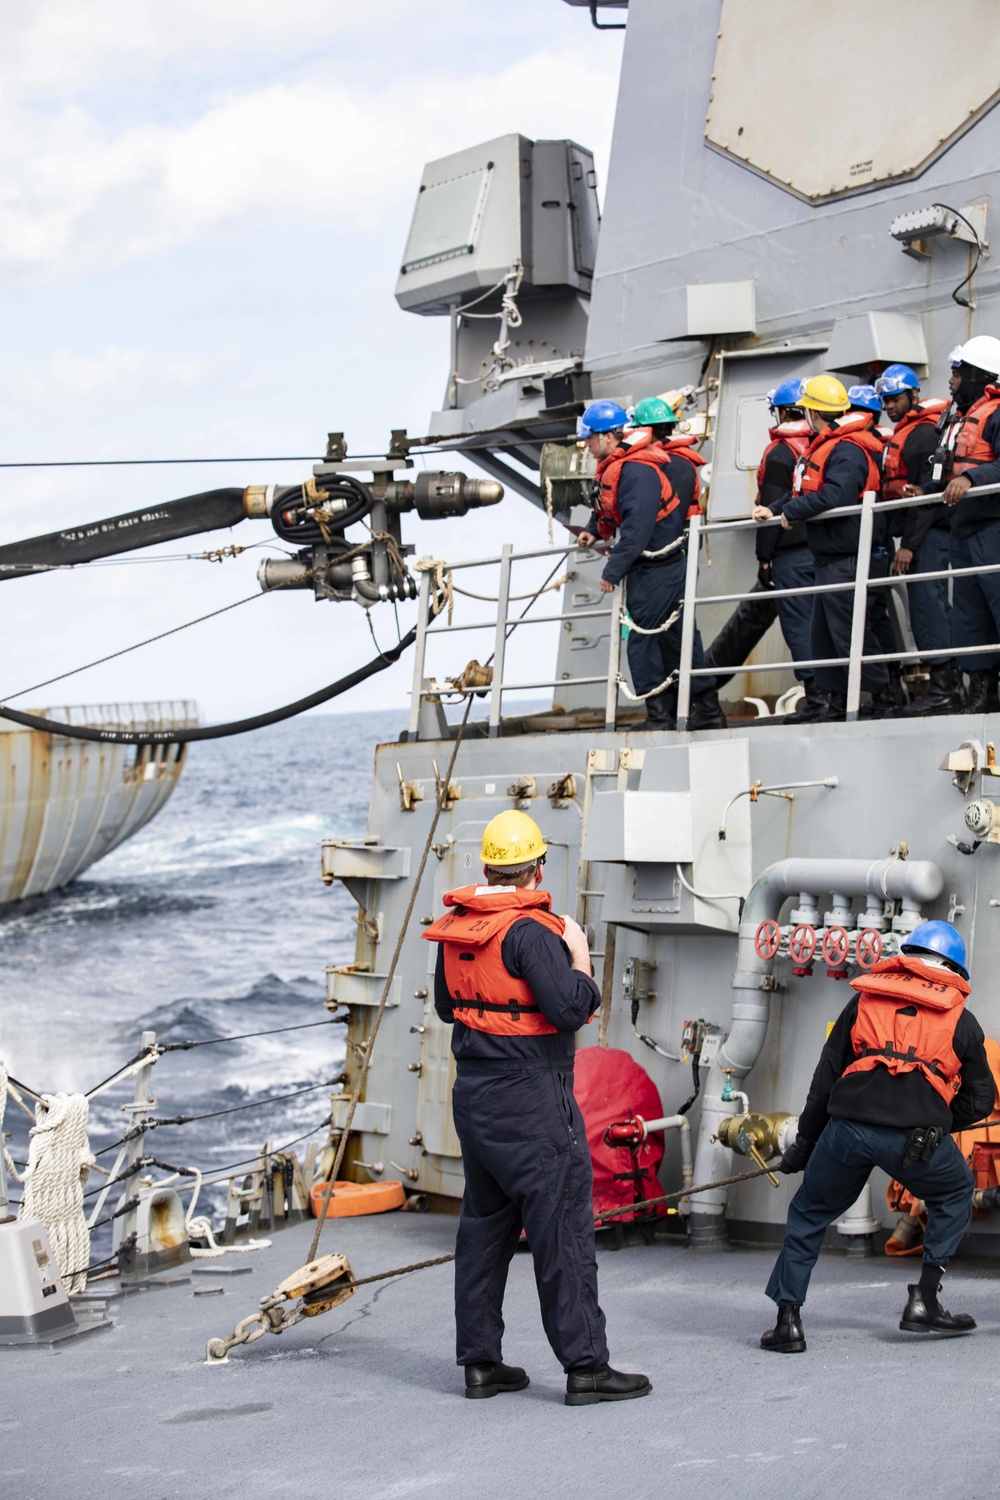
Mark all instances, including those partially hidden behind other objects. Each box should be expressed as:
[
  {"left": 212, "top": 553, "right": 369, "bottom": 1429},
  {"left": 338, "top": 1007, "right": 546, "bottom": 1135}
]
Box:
[{"left": 709, "top": 349, "right": 828, "bottom": 522}]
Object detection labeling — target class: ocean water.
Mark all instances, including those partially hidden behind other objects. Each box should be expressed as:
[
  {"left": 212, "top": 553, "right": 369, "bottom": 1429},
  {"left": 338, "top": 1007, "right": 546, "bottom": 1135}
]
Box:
[{"left": 0, "top": 708, "right": 406, "bottom": 1242}]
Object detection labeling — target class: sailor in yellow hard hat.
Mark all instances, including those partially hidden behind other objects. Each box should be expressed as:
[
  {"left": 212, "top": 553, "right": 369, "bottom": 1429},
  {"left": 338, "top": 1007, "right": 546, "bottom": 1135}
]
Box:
[
  {"left": 752, "top": 374, "right": 893, "bottom": 720},
  {"left": 422, "top": 810, "right": 651, "bottom": 1406}
]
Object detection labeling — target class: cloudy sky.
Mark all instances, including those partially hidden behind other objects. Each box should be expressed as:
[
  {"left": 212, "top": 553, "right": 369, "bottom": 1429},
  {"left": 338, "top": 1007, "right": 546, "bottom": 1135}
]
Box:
[{"left": 0, "top": 2, "right": 623, "bottom": 724}]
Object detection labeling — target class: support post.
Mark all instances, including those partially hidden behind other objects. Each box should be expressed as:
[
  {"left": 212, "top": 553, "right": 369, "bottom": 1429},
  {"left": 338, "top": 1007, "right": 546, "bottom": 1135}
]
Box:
[
  {"left": 598, "top": 923, "right": 617, "bottom": 1048},
  {"left": 114, "top": 1029, "right": 156, "bottom": 1275},
  {"left": 604, "top": 584, "right": 622, "bottom": 730},
  {"left": 676, "top": 515, "right": 702, "bottom": 730},
  {"left": 845, "top": 491, "right": 876, "bottom": 723},
  {"left": 447, "top": 305, "right": 459, "bottom": 410},
  {"left": 407, "top": 565, "right": 433, "bottom": 741},
  {"left": 488, "top": 544, "right": 513, "bottom": 739}
]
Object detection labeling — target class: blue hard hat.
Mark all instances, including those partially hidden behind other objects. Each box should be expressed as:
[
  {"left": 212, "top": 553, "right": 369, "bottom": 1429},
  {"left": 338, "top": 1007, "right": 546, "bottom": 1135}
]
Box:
[
  {"left": 578, "top": 399, "right": 629, "bottom": 436},
  {"left": 874, "top": 364, "right": 920, "bottom": 396},
  {"left": 901, "top": 919, "right": 969, "bottom": 980},
  {"left": 766, "top": 378, "right": 804, "bottom": 413},
  {"left": 847, "top": 383, "right": 883, "bottom": 414}
]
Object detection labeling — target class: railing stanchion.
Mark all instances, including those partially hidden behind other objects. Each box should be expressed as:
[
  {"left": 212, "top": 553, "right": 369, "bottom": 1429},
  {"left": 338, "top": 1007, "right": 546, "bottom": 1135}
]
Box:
[
  {"left": 604, "top": 584, "right": 622, "bottom": 730},
  {"left": 407, "top": 566, "right": 433, "bottom": 741},
  {"left": 488, "top": 544, "right": 513, "bottom": 738},
  {"left": 676, "top": 514, "right": 701, "bottom": 730},
  {"left": 114, "top": 1029, "right": 157, "bottom": 1276},
  {"left": 845, "top": 491, "right": 876, "bottom": 722}
]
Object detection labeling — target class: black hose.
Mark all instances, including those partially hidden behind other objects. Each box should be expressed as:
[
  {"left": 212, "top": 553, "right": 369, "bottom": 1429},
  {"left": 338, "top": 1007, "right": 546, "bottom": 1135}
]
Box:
[
  {"left": 270, "top": 476, "right": 372, "bottom": 545},
  {"left": 0, "top": 489, "right": 248, "bottom": 579},
  {"left": 0, "top": 623, "right": 416, "bottom": 744}
]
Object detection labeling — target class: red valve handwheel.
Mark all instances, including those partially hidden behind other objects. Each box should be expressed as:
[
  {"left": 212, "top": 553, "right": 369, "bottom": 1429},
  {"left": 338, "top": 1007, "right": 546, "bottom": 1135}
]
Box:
[
  {"left": 788, "top": 923, "right": 817, "bottom": 964},
  {"left": 855, "top": 928, "right": 883, "bottom": 970},
  {"left": 822, "top": 925, "right": 850, "bottom": 966},
  {"left": 754, "top": 919, "right": 782, "bottom": 960}
]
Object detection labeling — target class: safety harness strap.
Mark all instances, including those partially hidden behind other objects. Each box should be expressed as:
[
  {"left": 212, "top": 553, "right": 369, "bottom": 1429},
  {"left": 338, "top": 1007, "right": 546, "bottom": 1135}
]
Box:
[
  {"left": 861, "top": 1042, "right": 945, "bottom": 1078},
  {"left": 452, "top": 993, "right": 543, "bottom": 1019}
]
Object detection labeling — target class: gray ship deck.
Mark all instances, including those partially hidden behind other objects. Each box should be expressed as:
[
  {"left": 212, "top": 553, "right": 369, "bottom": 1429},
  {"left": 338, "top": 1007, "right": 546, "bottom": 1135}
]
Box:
[{"left": 10, "top": 1213, "right": 996, "bottom": 1499}]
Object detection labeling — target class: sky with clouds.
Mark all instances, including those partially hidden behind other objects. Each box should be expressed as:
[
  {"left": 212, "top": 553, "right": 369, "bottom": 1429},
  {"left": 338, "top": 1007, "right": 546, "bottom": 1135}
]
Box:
[{"left": 0, "top": 2, "right": 624, "bottom": 724}]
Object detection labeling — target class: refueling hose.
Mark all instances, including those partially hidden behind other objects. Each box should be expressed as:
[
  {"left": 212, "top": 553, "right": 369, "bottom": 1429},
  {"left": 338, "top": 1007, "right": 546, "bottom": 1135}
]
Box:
[{"left": 0, "top": 625, "right": 417, "bottom": 745}]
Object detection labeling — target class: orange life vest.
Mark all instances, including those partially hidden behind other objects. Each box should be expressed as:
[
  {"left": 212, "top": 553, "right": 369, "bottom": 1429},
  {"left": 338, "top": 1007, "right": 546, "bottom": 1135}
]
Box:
[
  {"left": 952, "top": 385, "right": 1000, "bottom": 475},
  {"left": 842, "top": 955, "right": 969, "bottom": 1105},
  {"left": 792, "top": 413, "right": 884, "bottom": 503},
  {"left": 882, "top": 399, "right": 948, "bottom": 499},
  {"left": 593, "top": 430, "right": 706, "bottom": 541},
  {"left": 755, "top": 421, "right": 810, "bottom": 504},
  {"left": 422, "top": 884, "right": 566, "bottom": 1036}
]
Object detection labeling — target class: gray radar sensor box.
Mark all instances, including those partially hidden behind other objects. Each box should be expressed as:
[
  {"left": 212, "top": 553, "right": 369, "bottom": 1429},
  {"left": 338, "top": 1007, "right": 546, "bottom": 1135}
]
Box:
[{"left": 395, "top": 133, "right": 600, "bottom": 316}]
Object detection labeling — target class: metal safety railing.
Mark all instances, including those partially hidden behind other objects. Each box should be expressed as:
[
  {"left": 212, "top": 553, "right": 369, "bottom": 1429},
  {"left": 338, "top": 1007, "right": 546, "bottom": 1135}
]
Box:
[
  {"left": 407, "top": 544, "right": 622, "bottom": 739},
  {"left": 406, "top": 479, "right": 1000, "bottom": 737},
  {"left": 676, "top": 480, "right": 1000, "bottom": 729}
]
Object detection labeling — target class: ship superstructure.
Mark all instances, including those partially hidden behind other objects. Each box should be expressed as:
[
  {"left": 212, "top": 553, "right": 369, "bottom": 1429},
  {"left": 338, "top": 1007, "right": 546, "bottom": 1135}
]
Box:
[{"left": 321, "top": 0, "right": 1000, "bottom": 1252}]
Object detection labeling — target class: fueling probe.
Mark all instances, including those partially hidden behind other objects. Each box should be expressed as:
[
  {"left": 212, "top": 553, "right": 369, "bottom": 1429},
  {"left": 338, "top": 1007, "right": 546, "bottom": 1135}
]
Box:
[{"left": 0, "top": 444, "right": 503, "bottom": 611}]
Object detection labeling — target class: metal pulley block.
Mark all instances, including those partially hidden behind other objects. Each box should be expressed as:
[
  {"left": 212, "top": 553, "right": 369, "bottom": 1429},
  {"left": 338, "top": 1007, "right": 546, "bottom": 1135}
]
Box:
[
  {"left": 205, "top": 1253, "right": 356, "bottom": 1363},
  {"left": 272, "top": 1252, "right": 356, "bottom": 1318}
]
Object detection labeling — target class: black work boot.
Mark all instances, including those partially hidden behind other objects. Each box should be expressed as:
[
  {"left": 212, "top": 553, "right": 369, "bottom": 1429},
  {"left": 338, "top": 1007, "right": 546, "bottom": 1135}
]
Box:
[
  {"left": 821, "top": 692, "right": 847, "bottom": 722},
  {"left": 898, "top": 663, "right": 964, "bottom": 717},
  {"left": 760, "top": 1304, "right": 806, "bottom": 1353},
  {"left": 565, "top": 1363, "right": 652, "bottom": 1406},
  {"left": 899, "top": 1284, "right": 976, "bottom": 1337},
  {"left": 639, "top": 684, "right": 677, "bottom": 731},
  {"left": 686, "top": 688, "right": 727, "bottom": 731},
  {"left": 464, "top": 1361, "right": 530, "bottom": 1398},
  {"left": 784, "top": 680, "right": 829, "bottom": 723},
  {"left": 862, "top": 685, "right": 900, "bottom": 720},
  {"left": 965, "top": 670, "right": 1000, "bottom": 715}
]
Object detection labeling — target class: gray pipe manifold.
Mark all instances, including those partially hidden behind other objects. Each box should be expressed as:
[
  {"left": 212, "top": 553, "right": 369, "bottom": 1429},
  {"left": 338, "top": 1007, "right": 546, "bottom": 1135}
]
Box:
[{"left": 689, "top": 856, "right": 944, "bottom": 1244}]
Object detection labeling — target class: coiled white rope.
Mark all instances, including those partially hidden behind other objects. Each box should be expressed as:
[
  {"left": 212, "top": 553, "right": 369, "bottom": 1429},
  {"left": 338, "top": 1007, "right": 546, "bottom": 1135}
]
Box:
[
  {"left": 152, "top": 1166, "right": 271, "bottom": 1258},
  {"left": 21, "top": 1092, "right": 94, "bottom": 1295}
]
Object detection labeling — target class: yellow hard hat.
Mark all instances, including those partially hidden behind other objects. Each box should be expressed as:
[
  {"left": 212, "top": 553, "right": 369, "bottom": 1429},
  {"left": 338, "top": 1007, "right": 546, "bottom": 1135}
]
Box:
[
  {"left": 656, "top": 389, "right": 686, "bottom": 418},
  {"left": 480, "top": 810, "right": 547, "bottom": 867},
  {"left": 798, "top": 374, "right": 849, "bottom": 415}
]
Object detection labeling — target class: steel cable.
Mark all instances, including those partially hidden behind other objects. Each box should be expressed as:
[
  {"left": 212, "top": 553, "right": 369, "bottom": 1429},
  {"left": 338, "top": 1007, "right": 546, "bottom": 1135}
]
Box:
[{"left": 145, "top": 1075, "right": 346, "bottom": 1130}]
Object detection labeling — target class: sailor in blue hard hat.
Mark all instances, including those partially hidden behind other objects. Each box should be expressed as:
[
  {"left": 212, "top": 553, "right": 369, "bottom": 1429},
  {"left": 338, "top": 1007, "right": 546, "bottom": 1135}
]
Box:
[
  {"left": 760, "top": 918, "right": 991, "bottom": 1354},
  {"left": 753, "top": 379, "right": 821, "bottom": 721},
  {"left": 840, "top": 385, "right": 909, "bottom": 715},
  {"left": 575, "top": 398, "right": 725, "bottom": 731},
  {"left": 873, "top": 364, "right": 958, "bottom": 715}
]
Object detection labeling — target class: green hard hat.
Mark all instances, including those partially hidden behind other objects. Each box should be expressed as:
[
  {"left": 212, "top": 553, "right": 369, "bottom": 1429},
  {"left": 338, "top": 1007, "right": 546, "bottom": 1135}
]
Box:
[{"left": 631, "top": 395, "right": 678, "bottom": 427}]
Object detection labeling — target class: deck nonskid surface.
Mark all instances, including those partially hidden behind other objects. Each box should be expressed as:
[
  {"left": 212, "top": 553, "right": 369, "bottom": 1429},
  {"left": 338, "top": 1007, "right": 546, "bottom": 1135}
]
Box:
[{"left": 7, "top": 1213, "right": 998, "bottom": 1499}]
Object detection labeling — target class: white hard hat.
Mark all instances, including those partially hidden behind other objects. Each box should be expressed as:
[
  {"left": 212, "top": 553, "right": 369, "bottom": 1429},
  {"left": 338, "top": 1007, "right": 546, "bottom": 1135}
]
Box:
[{"left": 953, "top": 335, "right": 1000, "bottom": 379}]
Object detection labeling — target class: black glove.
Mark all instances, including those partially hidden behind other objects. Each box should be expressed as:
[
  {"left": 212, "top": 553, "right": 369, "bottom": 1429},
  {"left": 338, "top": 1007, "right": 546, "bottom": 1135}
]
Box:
[
  {"left": 757, "top": 562, "right": 775, "bottom": 589},
  {"left": 779, "top": 1135, "right": 814, "bottom": 1175}
]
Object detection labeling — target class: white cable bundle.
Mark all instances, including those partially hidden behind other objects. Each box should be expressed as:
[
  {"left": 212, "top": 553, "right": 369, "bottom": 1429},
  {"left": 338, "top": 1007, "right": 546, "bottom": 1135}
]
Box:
[{"left": 21, "top": 1093, "right": 94, "bottom": 1296}]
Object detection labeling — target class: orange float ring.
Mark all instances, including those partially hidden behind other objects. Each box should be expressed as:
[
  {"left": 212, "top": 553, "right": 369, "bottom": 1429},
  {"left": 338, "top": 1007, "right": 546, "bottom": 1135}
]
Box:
[{"left": 309, "top": 1179, "right": 405, "bottom": 1219}]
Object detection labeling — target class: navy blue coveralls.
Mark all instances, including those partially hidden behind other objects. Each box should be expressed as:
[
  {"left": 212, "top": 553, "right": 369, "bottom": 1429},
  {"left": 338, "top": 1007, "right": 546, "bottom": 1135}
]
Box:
[
  {"left": 599, "top": 457, "right": 716, "bottom": 701},
  {"left": 767, "top": 994, "right": 992, "bottom": 1308},
  {"left": 891, "top": 420, "right": 953, "bottom": 655},
  {"left": 756, "top": 440, "right": 815, "bottom": 683},
  {"left": 948, "top": 407, "right": 1000, "bottom": 674},
  {"left": 434, "top": 920, "right": 609, "bottom": 1371},
  {"left": 774, "top": 441, "right": 890, "bottom": 696}
]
